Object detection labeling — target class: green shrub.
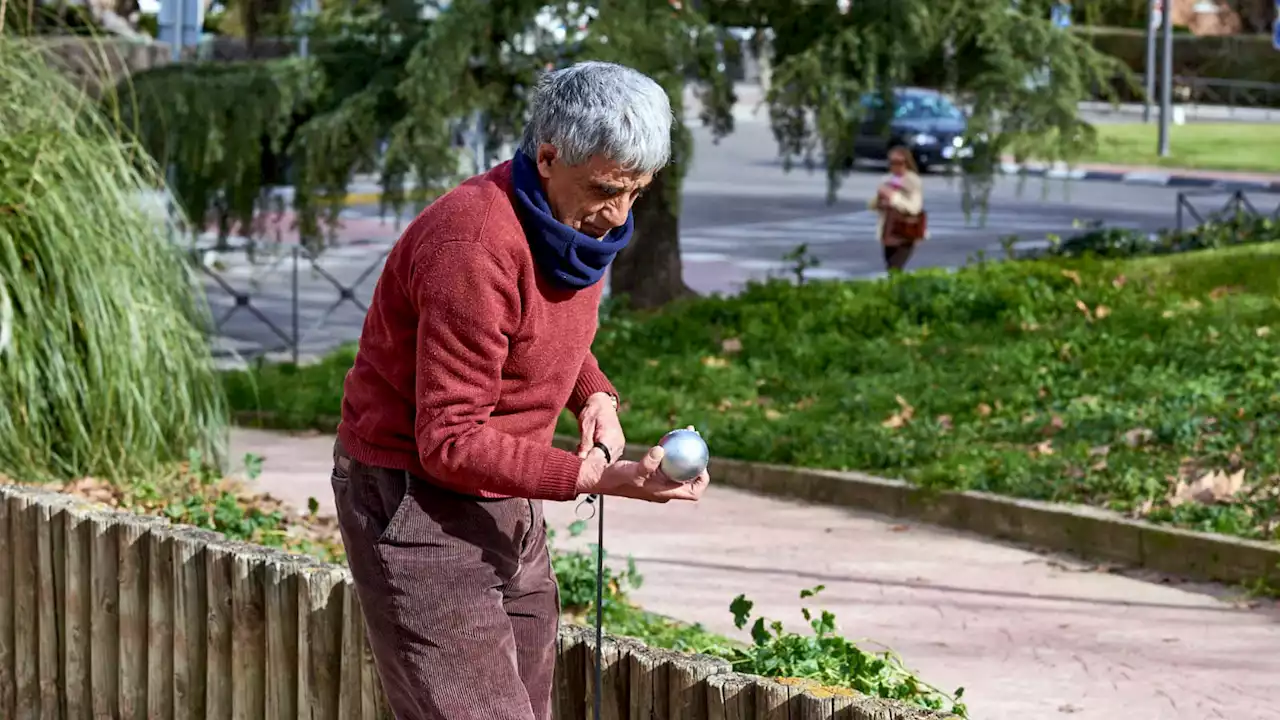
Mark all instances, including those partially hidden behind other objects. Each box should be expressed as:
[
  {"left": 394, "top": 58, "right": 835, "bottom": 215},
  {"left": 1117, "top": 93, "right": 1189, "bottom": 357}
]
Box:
[
  {"left": 0, "top": 39, "right": 227, "bottom": 482},
  {"left": 221, "top": 241, "right": 1280, "bottom": 542}
]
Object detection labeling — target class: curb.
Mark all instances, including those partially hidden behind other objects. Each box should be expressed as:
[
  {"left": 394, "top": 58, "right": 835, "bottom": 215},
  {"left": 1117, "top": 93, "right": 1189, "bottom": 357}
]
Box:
[
  {"left": 548, "top": 435, "right": 1280, "bottom": 589},
  {"left": 998, "top": 161, "right": 1280, "bottom": 193}
]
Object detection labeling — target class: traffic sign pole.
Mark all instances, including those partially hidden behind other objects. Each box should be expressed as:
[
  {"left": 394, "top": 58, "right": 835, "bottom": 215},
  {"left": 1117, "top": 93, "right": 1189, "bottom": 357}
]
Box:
[{"left": 1144, "top": 0, "right": 1160, "bottom": 122}]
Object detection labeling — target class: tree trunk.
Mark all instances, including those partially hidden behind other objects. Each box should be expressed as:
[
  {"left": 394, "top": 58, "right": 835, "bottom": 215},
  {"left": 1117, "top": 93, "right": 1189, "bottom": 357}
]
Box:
[{"left": 609, "top": 170, "right": 695, "bottom": 310}]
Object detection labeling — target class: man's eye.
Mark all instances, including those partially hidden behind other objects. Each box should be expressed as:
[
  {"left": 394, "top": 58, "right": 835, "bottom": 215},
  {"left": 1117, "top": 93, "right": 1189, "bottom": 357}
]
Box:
[{"left": 597, "top": 185, "right": 623, "bottom": 197}]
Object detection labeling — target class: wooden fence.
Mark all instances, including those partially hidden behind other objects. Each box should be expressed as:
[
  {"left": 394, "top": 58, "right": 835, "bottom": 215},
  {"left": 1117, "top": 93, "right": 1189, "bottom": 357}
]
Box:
[{"left": 0, "top": 483, "right": 950, "bottom": 720}]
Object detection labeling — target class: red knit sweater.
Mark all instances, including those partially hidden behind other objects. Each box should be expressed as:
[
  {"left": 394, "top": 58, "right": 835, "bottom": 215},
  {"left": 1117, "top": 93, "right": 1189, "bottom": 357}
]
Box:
[{"left": 337, "top": 161, "right": 618, "bottom": 501}]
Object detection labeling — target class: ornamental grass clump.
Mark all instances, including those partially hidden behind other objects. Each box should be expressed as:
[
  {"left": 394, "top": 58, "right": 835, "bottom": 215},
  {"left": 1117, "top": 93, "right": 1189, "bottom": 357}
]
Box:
[{"left": 0, "top": 39, "right": 228, "bottom": 482}]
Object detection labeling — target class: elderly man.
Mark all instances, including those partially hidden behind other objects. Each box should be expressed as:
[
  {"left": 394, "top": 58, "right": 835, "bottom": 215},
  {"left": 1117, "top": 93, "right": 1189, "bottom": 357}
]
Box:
[{"left": 330, "top": 61, "right": 710, "bottom": 720}]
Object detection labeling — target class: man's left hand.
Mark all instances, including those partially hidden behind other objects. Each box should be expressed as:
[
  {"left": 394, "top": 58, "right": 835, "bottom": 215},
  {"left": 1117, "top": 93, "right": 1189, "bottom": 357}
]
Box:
[{"left": 577, "top": 392, "right": 625, "bottom": 464}]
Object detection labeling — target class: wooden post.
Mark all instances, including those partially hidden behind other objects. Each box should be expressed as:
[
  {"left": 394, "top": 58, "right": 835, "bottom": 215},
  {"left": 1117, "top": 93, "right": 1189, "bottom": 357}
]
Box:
[
  {"left": 147, "top": 524, "right": 176, "bottom": 720},
  {"left": 583, "top": 634, "right": 631, "bottom": 720},
  {"left": 10, "top": 491, "right": 38, "bottom": 719},
  {"left": 752, "top": 680, "right": 796, "bottom": 720},
  {"left": 624, "top": 635, "right": 665, "bottom": 720},
  {"left": 796, "top": 691, "right": 834, "bottom": 720},
  {"left": 205, "top": 541, "right": 234, "bottom": 720},
  {"left": 61, "top": 505, "right": 93, "bottom": 720},
  {"left": 667, "top": 653, "right": 730, "bottom": 720},
  {"left": 553, "top": 625, "right": 587, "bottom": 720},
  {"left": 172, "top": 528, "right": 221, "bottom": 720},
  {"left": 263, "top": 557, "right": 299, "bottom": 720},
  {"left": 0, "top": 488, "right": 16, "bottom": 719},
  {"left": 230, "top": 547, "right": 268, "bottom": 720},
  {"left": 36, "top": 496, "right": 71, "bottom": 720},
  {"left": 296, "top": 566, "right": 345, "bottom": 720},
  {"left": 118, "top": 515, "right": 163, "bottom": 720},
  {"left": 89, "top": 511, "right": 121, "bottom": 720},
  {"left": 706, "top": 673, "right": 756, "bottom": 720},
  {"left": 337, "top": 580, "right": 364, "bottom": 720}
]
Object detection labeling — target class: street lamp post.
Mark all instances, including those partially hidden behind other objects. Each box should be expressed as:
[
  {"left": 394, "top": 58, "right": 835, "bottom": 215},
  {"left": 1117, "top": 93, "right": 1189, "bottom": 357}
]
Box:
[
  {"left": 1157, "top": 0, "right": 1173, "bottom": 157},
  {"left": 1143, "top": 0, "right": 1159, "bottom": 122}
]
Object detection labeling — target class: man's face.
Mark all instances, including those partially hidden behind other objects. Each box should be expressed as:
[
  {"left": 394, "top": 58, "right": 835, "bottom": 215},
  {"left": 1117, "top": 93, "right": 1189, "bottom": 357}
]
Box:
[{"left": 535, "top": 143, "right": 653, "bottom": 239}]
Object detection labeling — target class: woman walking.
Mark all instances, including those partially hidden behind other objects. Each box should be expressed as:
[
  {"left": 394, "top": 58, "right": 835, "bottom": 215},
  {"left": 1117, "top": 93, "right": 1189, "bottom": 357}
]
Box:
[{"left": 869, "top": 146, "right": 926, "bottom": 272}]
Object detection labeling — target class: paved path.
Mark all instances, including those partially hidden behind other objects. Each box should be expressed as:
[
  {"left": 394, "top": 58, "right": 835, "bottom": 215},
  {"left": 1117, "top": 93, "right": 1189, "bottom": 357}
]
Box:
[{"left": 230, "top": 427, "right": 1280, "bottom": 720}]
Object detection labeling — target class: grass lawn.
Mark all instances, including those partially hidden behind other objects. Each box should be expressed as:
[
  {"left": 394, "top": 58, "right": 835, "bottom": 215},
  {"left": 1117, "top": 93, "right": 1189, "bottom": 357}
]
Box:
[
  {"left": 222, "top": 244, "right": 1280, "bottom": 544},
  {"left": 1081, "top": 122, "right": 1280, "bottom": 175}
]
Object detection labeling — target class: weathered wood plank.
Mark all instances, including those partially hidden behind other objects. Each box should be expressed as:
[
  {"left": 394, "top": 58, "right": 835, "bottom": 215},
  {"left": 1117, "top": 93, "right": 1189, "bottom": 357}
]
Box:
[
  {"left": 752, "top": 679, "right": 796, "bottom": 720},
  {"left": 231, "top": 548, "right": 268, "bottom": 720},
  {"left": 205, "top": 541, "right": 234, "bottom": 720},
  {"left": 0, "top": 489, "right": 15, "bottom": 719},
  {"left": 118, "top": 516, "right": 159, "bottom": 720},
  {"left": 667, "top": 652, "right": 730, "bottom": 720},
  {"left": 36, "top": 497, "right": 68, "bottom": 720},
  {"left": 263, "top": 557, "right": 299, "bottom": 720},
  {"left": 337, "top": 580, "right": 364, "bottom": 720},
  {"left": 11, "top": 492, "right": 39, "bottom": 719},
  {"left": 89, "top": 511, "right": 120, "bottom": 720},
  {"left": 172, "top": 528, "right": 220, "bottom": 720},
  {"left": 297, "top": 566, "right": 345, "bottom": 720},
  {"left": 706, "top": 673, "right": 756, "bottom": 720},
  {"left": 147, "top": 525, "right": 176, "bottom": 720},
  {"left": 60, "top": 506, "right": 93, "bottom": 720},
  {"left": 554, "top": 625, "right": 588, "bottom": 720}
]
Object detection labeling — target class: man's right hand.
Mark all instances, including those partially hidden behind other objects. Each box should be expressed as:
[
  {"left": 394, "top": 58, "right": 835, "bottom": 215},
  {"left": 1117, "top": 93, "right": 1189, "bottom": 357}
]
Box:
[{"left": 576, "top": 445, "right": 709, "bottom": 503}]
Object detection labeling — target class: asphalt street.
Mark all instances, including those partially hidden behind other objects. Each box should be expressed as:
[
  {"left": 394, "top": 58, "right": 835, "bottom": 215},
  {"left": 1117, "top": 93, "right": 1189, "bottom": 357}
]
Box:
[{"left": 202, "top": 115, "right": 1233, "bottom": 360}]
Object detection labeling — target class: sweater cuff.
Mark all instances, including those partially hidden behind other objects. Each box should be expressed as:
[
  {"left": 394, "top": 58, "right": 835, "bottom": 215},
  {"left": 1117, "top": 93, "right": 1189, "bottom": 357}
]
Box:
[
  {"left": 537, "top": 448, "right": 584, "bottom": 502},
  {"left": 568, "top": 368, "right": 619, "bottom": 416}
]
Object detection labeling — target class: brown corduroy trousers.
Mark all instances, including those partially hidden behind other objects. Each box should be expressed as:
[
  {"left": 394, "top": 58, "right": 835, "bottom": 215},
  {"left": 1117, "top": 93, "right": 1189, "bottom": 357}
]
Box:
[{"left": 330, "top": 439, "right": 560, "bottom": 720}]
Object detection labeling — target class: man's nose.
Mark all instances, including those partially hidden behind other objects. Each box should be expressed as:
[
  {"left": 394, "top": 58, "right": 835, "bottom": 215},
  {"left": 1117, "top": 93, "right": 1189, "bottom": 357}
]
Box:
[{"left": 599, "top": 197, "right": 633, "bottom": 228}]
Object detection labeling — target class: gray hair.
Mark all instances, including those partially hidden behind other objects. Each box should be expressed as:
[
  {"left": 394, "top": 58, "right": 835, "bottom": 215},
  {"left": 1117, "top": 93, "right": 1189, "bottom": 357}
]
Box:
[{"left": 520, "top": 61, "right": 673, "bottom": 175}]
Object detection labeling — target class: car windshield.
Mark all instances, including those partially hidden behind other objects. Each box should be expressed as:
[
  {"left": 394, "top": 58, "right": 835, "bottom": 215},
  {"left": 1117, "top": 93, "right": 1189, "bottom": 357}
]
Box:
[{"left": 859, "top": 92, "right": 964, "bottom": 121}]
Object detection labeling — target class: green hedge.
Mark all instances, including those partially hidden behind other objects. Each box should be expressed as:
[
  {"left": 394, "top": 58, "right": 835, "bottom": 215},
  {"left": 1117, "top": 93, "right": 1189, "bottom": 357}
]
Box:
[{"left": 1079, "top": 26, "right": 1280, "bottom": 89}]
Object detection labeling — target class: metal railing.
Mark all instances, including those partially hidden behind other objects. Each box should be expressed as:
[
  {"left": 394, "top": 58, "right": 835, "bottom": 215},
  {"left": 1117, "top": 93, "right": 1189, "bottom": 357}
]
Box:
[
  {"left": 191, "top": 238, "right": 392, "bottom": 363},
  {"left": 1175, "top": 189, "right": 1280, "bottom": 233}
]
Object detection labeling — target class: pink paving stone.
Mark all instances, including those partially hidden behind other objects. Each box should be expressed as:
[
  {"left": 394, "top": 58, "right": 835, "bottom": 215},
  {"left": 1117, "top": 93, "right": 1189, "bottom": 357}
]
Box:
[{"left": 231, "top": 428, "right": 1280, "bottom": 720}]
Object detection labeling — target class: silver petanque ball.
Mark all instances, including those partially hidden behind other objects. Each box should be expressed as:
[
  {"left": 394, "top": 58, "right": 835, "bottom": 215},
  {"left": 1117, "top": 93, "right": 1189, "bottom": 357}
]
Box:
[{"left": 658, "top": 428, "right": 709, "bottom": 483}]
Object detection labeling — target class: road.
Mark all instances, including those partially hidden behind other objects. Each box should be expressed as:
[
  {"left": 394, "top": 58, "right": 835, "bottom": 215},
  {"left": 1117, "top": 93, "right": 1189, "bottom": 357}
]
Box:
[{"left": 201, "top": 113, "right": 1218, "bottom": 360}]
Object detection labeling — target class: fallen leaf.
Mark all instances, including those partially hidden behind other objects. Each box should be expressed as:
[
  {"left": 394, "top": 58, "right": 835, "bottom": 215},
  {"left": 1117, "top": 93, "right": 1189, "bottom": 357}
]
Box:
[
  {"left": 1042, "top": 415, "right": 1065, "bottom": 436},
  {"left": 1162, "top": 310, "right": 1175, "bottom": 318},
  {"left": 1074, "top": 299, "right": 1093, "bottom": 320},
  {"left": 1030, "top": 440, "right": 1055, "bottom": 457},
  {"left": 1060, "top": 269, "right": 1081, "bottom": 285},
  {"left": 721, "top": 337, "right": 743, "bottom": 353},
  {"left": 882, "top": 395, "right": 915, "bottom": 429},
  {"left": 716, "top": 398, "right": 734, "bottom": 412},
  {"left": 794, "top": 397, "right": 816, "bottom": 411},
  {"left": 936, "top": 414, "right": 953, "bottom": 430},
  {"left": 1094, "top": 304, "right": 1111, "bottom": 319},
  {"left": 1257, "top": 327, "right": 1271, "bottom": 338},
  {"left": 764, "top": 408, "right": 783, "bottom": 421},
  {"left": 1169, "top": 469, "right": 1246, "bottom": 506},
  {"left": 701, "top": 356, "right": 729, "bottom": 368},
  {"left": 1112, "top": 274, "right": 1127, "bottom": 289},
  {"left": 1123, "top": 428, "right": 1155, "bottom": 448},
  {"left": 1208, "top": 285, "right": 1243, "bottom": 300},
  {"left": 888, "top": 524, "right": 910, "bottom": 532},
  {"left": 976, "top": 402, "right": 993, "bottom": 418},
  {"left": 645, "top": 359, "right": 660, "bottom": 367}
]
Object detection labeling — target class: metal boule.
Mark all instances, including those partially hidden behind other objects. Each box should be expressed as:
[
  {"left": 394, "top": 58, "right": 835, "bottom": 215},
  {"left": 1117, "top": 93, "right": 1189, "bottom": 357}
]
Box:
[{"left": 657, "top": 427, "right": 709, "bottom": 483}]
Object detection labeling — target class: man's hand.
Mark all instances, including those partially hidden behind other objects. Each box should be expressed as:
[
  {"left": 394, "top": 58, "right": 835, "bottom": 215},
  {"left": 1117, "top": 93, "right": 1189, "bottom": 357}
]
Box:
[
  {"left": 576, "top": 445, "right": 709, "bottom": 503},
  {"left": 577, "top": 392, "right": 625, "bottom": 464}
]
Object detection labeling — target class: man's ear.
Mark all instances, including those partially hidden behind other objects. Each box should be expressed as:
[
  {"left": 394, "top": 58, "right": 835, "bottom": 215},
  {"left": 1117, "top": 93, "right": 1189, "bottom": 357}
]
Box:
[{"left": 535, "top": 143, "right": 557, "bottom": 180}]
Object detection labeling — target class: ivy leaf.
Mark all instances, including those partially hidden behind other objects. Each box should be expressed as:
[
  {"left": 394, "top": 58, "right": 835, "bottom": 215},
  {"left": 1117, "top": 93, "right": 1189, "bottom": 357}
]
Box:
[{"left": 729, "top": 593, "right": 754, "bottom": 629}]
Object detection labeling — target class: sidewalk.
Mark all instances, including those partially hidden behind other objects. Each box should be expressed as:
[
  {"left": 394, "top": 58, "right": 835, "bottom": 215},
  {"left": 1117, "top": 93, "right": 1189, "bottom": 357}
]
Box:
[{"left": 231, "top": 427, "right": 1280, "bottom": 720}]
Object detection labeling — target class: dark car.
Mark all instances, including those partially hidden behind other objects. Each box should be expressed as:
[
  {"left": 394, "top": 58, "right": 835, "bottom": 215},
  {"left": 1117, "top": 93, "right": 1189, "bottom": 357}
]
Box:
[{"left": 851, "top": 87, "right": 971, "bottom": 172}]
